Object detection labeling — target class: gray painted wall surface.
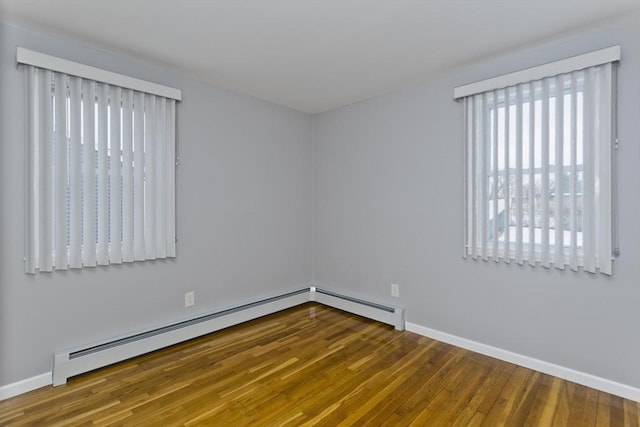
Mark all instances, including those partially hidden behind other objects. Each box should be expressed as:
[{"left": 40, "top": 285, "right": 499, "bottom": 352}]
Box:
[
  {"left": 0, "top": 21, "right": 312, "bottom": 385},
  {"left": 312, "top": 12, "right": 640, "bottom": 388}
]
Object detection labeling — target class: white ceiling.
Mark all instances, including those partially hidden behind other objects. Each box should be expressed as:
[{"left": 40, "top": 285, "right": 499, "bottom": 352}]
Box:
[{"left": 1, "top": 0, "right": 638, "bottom": 113}]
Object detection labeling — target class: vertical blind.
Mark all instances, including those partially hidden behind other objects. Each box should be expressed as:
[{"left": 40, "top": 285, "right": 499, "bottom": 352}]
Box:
[
  {"left": 22, "top": 55, "right": 179, "bottom": 274},
  {"left": 456, "top": 48, "right": 618, "bottom": 275}
]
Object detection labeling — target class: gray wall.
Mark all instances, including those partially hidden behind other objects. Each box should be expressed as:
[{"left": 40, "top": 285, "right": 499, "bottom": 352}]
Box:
[
  {"left": 0, "top": 21, "right": 312, "bottom": 385},
  {"left": 312, "top": 12, "right": 640, "bottom": 388}
]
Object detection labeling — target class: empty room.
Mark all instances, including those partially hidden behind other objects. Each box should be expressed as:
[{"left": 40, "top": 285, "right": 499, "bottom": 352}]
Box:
[{"left": 0, "top": 0, "right": 639, "bottom": 425}]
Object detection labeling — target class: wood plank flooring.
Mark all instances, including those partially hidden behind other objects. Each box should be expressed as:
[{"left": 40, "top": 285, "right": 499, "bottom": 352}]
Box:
[{"left": 1, "top": 303, "right": 638, "bottom": 426}]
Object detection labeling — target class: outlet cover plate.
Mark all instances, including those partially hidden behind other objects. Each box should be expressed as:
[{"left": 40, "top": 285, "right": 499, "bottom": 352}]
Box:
[
  {"left": 185, "top": 291, "right": 195, "bottom": 307},
  {"left": 391, "top": 283, "right": 400, "bottom": 298}
]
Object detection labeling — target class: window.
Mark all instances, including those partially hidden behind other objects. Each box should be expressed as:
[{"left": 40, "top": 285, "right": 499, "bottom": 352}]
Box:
[
  {"left": 20, "top": 48, "right": 182, "bottom": 273},
  {"left": 455, "top": 47, "right": 618, "bottom": 275}
]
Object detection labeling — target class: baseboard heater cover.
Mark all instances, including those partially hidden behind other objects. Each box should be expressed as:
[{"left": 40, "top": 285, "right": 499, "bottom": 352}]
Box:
[
  {"left": 52, "top": 286, "right": 405, "bottom": 386},
  {"left": 52, "top": 289, "right": 309, "bottom": 386},
  {"left": 311, "top": 287, "right": 404, "bottom": 331}
]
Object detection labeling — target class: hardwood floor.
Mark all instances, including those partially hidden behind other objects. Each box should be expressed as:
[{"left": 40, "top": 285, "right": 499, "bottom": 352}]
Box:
[{"left": 1, "top": 303, "right": 638, "bottom": 426}]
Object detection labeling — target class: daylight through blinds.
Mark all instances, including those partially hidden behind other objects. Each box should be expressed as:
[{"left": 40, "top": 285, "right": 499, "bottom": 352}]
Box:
[{"left": 460, "top": 60, "right": 615, "bottom": 275}]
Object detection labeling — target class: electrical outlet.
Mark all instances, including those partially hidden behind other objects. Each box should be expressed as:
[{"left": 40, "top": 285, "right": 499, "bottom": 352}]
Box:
[
  {"left": 185, "top": 291, "right": 195, "bottom": 307},
  {"left": 391, "top": 283, "right": 400, "bottom": 298}
]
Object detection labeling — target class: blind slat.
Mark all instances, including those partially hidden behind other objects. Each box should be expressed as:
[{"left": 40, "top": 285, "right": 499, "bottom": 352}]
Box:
[
  {"left": 97, "top": 83, "right": 109, "bottom": 265},
  {"left": 166, "top": 100, "right": 176, "bottom": 257},
  {"left": 480, "top": 93, "right": 488, "bottom": 260},
  {"left": 597, "top": 64, "right": 613, "bottom": 275},
  {"left": 110, "top": 85, "right": 123, "bottom": 263},
  {"left": 144, "top": 94, "right": 157, "bottom": 260},
  {"left": 515, "top": 85, "right": 523, "bottom": 264},
  {"left": 554, "top": 75, "right": 564, "bottom": 269},
  {"left": 122, "top": 89, "right": 134, "bottom": 262},
  {"left": 470, "top": 97, "right": 478, "bottom": 259},
  {"left": 491, "top": 90, "right": 499, "bottom": 261},
  {"left": 156, "top": 97, "right": 167, "bottom": 258},
  {"left": 133, "top": 91, "right": 145, "bottom": 261},
  {"left": 540, "top": 79, "right": 550, "bottom": 268},
  {"left": 582, "top": 69, "right": 595, "bottom": 273},
  {"left": 40, "top": 69, "right": 54, "bottom": 272},
  {"left": 82, "top": 79, "right": 97, "bottom": 267},
  {"left": 503, "top": 88, "right": 510, "bottom": 261},
  {"left": 54, "top": 72, "right": 68, "bottom": 270},
  {"left": 569, "top": 72, "right": 579, "bottom": 271},
  {"left": 527, "top": 81, "right": 536, "bottom": 266},
  {"left": 25, "top": 66, "right": 37, "bottom": 274},
  {"left": 69, "top": 76, "right": 82, "bottom": 268}
]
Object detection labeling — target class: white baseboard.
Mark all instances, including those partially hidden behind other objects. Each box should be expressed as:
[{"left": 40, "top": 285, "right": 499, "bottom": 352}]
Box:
[
  {"left": 0, "top": 372, "right": 52, "bottom": 401},
  {"left": 406, "top": 322, "right": 640, "bottom": 403}
]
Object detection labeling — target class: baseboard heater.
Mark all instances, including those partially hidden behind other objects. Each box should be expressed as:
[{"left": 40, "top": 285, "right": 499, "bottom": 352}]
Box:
[
  {"left": 310, "top": 287, "right": 404, "bottom": 331},
  {"left": 52, "top": 287, "right": 404, "bottom": 386}
]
